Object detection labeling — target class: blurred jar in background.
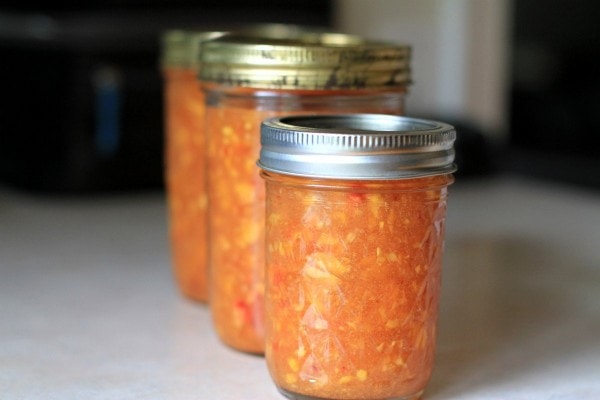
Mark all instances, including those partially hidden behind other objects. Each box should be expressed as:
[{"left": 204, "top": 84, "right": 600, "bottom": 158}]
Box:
[
  {"left": 259, "top": 114, "right": 456, "bottom": 400},
  {"left": 160, "top": 25, "right": 328, "bottom": 304},
  {"left": 161, "top": 30, "right": 223, "bottom": 303},
  {"left": 200, "top": 33, "right": 411, "bottom": 354}
]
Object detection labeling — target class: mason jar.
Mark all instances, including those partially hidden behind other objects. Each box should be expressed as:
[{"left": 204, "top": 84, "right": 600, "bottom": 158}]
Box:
[
  {"left": 200, "top": 34, "right": 412, "bottom": 354},
  {"left": 161, "top": 30, "right": 224, "bottom": 303},
  {"left": 259, "top": 114, "right": 456, "bottom": 400},
  {"left": 161, "top": 25, "right": 314, "bottom": 304}
]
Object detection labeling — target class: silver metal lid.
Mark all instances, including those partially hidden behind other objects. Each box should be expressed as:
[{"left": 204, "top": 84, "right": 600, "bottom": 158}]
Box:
[{"left": 258, "top": 114, "right": 457, "bottom": 179}]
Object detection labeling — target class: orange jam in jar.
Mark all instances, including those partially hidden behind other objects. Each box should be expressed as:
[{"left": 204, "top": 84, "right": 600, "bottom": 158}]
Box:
[
  {"left": 161, "top": 30, "right": 224, "bottom": 302},
  {"left": 200, "top": 34, "right": 412, "bottom": 354},
  {"left": 259, "top": 115, "right": 456, "bottom": 400},
  {"left": 161, "top": 26, "right": 330, "bottom": 303}
]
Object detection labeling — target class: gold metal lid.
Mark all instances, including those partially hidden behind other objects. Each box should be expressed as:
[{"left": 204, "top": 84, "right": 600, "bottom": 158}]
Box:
[
  {"left": 160, "top": 30, "right": 226, "bottom": 70},
  {"left": 200, "top": 33, "right": 411, "bottom": 90},
  {"left": 160, "top": 24, "right": 330, "bottom": 70}
]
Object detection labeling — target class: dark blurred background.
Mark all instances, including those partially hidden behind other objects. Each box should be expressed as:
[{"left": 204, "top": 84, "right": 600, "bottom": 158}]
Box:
[
  {"left": 508, "top": 0, "right": 600, "bottom": 188},
  {"left": 0, "top": 0, "right": 598, "bottom": 193}
]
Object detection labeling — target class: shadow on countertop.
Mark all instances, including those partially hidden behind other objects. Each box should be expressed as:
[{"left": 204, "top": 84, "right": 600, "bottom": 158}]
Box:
[{"left": 426, "top": 233, "right": 600, "bottom": 398}]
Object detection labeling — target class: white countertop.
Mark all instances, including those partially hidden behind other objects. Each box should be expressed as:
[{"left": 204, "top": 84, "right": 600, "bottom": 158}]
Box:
[{"left": 1, "top": 176, "right": 599, "bottom": 400}]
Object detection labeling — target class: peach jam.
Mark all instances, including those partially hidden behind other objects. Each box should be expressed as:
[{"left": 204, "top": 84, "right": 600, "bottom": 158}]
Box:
[
  {"left": 161, "top": 30, "right": 224, "bottom": 303},
  {"left": 259, "top": 114, "right": 456, "bottom": 400},
  {"left": 201, "top": 34, "right": 411, "bottom": 354}
]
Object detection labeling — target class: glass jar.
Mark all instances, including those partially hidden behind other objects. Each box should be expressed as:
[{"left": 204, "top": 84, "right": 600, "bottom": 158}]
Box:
[
  {"left": 160, "top": 25, "right": 327, "bottom": 303},
  {"left": 259, "top": 114, "right": 456, "bottom": 400},
  {"left": 200, "top": 34, "right": 412, "bottom": 354},
  {"left": 161, "top": 30, "right": 225, "bottom": 303}
]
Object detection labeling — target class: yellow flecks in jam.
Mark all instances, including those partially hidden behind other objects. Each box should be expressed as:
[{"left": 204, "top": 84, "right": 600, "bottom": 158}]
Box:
[
  {"left": 268, "top": 213, "right": 283, "bottom": 226},
  {"left": 356, "top": 369, "right": 368, "bottom": 382},
  {"left": 278, "top": 242, "right": 286, "bottom": 256},
  {"left": 222, "top": 125, "right": 234, "bottom": 138},
  {"left": 286, "top": 373, "right": 298, "bottom": 384},
  {"left": 288, "top": 358, "right": 300, "bottom": 372},
  {"left": 395, "top": 357, "right": 407, "bottom": 367},
  {"left": 345, "top": 231, "right": 357, "bottom": 243},
  {"left": 317, "top": 233, "right": 339, "bottom": 248},
  {"left": 385, "top": 319, "right": 401, "bottom": 329},
  {"left": 234, "top": 183, "right": 255, "bottom": 201},
  {"left": 367, "top": 194, "right": 383, "bottom": 218},
  {"left": 238, "top": 222, "right": 260, "bottom": 247},
  {"left": 386, "top": 252, "right": 399, "bottom": 262},
  {"left": 297, "top": 345, "right": 306, "bottom": 358}
]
